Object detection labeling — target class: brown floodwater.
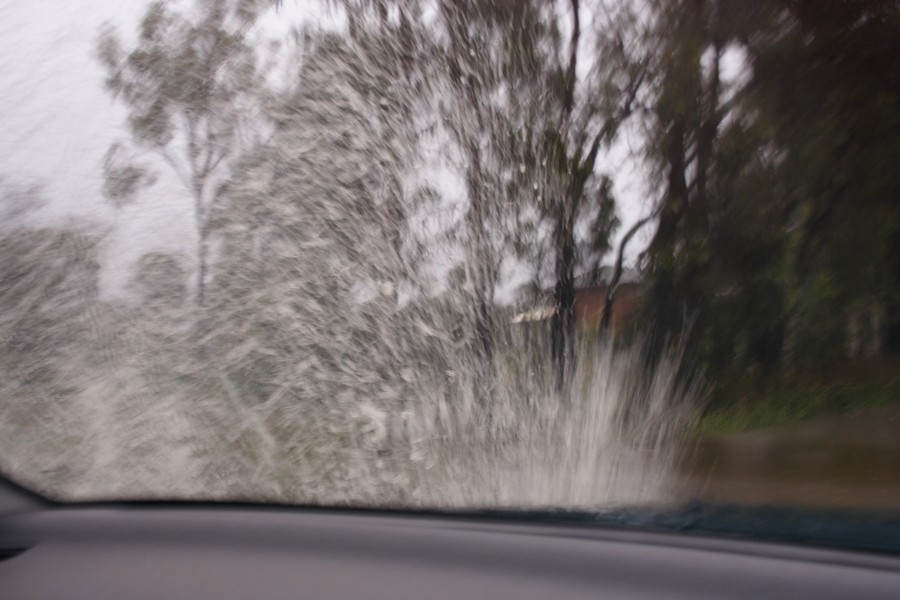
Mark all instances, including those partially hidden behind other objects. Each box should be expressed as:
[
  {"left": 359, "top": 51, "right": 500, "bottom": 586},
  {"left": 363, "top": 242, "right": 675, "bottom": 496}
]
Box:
[{"left": 677, "top": 405, "right": 900, "bottom": 510}]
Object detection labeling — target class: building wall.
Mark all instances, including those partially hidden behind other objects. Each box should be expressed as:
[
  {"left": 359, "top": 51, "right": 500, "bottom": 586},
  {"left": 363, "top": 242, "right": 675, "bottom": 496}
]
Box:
[{"left": 574, "top": 283, "right": 643, "bottom": 331}]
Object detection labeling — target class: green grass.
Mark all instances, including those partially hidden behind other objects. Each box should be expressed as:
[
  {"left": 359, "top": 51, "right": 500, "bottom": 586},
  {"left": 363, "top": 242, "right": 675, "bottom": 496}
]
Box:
[{"left": 692, "top": 359, "right": 900, "bottom": 435}]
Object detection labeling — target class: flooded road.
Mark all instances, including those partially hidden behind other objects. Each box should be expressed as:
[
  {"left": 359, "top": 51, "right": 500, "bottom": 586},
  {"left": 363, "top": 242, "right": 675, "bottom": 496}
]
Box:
[{"left": 678, "top": 406, "right": 900, "bottom": 510}]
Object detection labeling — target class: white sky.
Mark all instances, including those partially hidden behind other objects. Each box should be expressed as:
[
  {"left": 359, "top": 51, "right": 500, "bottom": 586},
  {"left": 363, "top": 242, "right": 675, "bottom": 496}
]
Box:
[
  {"left": 0, "top": 0, "right": 313, "bottom": 297},
  {"left": 0, "top": 0, "right": 174, "bottom": 296},
  {"left": 0, "top": 0, "right": 135, "bottom": 218},
  {"left": 0, "top": 0, "right": 743, "bottom": 303}
]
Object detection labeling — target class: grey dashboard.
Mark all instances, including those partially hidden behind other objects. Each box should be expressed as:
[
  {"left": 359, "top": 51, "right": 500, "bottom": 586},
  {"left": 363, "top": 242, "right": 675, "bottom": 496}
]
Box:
[{"left": 1, "top": 491, "right": 899, "bottom": 598}]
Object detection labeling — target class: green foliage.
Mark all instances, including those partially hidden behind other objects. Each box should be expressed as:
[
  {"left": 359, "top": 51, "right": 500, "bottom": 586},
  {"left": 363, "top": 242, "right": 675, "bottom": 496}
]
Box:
[
  {"left": 97, "top": 0, "right": 270, "bottom": 303},
  {"left": 639, "top": 0, "right": 900, "bottom": 385},
  {"left": 98, "top": 1, "right": 260, "bottom": 151},
  {"left": 694, "top": 359, "right": 900, "bottom": 434}
]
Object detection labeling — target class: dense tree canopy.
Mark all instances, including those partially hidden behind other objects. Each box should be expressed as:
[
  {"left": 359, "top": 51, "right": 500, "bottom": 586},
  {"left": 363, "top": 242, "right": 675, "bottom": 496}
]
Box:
[{"left": 639, "top": 0, "right": 900, "bottom": 379}]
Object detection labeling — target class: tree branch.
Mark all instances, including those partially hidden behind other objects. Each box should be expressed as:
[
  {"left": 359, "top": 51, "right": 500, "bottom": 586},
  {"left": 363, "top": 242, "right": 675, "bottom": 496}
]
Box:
[
  {"left": 578, "top": 65, "right": 646, "bottom": 175},
  {"left": 600, "top": 205, "right": 661, "bottom": 336},
  {"left": 160, "top": 148, "right": 192, "bottom": 189},
  {"left": 563, "top": 0, "right": 581, "bottom": 117}
]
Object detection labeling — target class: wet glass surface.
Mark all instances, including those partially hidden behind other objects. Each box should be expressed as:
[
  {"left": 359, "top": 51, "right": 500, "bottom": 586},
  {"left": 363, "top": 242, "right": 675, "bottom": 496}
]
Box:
[{"left": 0, "top": 1, "right": 897, "bottom": 542}]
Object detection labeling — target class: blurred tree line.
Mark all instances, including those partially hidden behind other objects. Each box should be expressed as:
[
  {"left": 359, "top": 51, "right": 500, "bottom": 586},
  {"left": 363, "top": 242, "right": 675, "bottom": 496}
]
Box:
[{"left": 638, "top": 0, "right": 900, "bottom": 386}]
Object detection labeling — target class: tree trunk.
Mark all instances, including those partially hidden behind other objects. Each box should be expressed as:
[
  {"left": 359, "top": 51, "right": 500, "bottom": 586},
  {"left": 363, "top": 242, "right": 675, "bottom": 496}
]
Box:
[
  {"left": 196, "top": 228, "right": 208, "bottom": 307},
  {"left": 193, "top": 176, "right": 208, "bottom": 307},
  {"left": 600, "top": 211, "right": 658, "bottom": 340},
  {"left": 552, "top": 209, "right": 577, "bottom": 391},
  {"left": 465, "top": 145, "right": 496, "bottom": 413}
]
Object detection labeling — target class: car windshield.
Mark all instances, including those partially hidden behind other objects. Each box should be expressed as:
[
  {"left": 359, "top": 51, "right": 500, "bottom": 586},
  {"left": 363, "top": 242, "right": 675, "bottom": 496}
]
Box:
[{"left": 1, "top": 0, "right": 898, "bottom": 544}]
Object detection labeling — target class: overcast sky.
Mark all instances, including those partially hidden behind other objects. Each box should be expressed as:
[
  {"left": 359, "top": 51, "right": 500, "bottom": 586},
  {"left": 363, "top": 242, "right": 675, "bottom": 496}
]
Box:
[
  {"left": 0, "top": 0, "right": 685, "bottom": 303},
  {"left": 0, "top": 0, "right": 314, "bottom": 297}
]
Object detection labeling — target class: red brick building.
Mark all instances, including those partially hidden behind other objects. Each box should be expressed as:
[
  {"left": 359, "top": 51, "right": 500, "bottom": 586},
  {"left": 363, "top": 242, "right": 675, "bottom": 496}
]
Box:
[
  {"left": 511, "top": 268, "right": 643, "bottom": 332},
  {"left": 572, "top": 281, "right": 643, "bottom": 331}
]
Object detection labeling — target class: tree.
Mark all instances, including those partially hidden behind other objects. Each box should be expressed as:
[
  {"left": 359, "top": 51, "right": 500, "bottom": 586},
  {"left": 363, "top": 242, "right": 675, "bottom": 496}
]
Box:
[
  {"left": 744, "top": 0, "right": 900, "bottom": 366},
  {"left": 198, "top": 25, "right": 464, "bottom": 497},
  {"left": 326, "top": 1, "right": 651, "bottom": 390},
  {"left": 636, "top": 0, "right": 900, "bottom": 379},
  {"left": 97, "top": 0, "right": 270, "bottom": 304},
  {"left": 429, "top": 1, "right": 640, "bottom": 387},
  {"left": 538, "top": 0, "right": 642, "bottom": 386},
  {"left": 0, "top": 185, "right": 105, "bottom": 493},
  {"left": 431, "top": 0, "right": 554, "bottom": 398}
]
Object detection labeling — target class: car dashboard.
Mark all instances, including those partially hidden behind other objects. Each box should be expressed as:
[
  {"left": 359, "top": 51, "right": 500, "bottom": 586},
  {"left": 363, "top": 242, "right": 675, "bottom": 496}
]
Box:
[{"left": 1, "top": 483, "right": 899, "bottom": 599}]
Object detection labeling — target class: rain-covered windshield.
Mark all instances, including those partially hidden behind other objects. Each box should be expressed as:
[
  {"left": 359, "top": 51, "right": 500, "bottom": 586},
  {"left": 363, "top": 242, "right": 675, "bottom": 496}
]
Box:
[{"left": 0, "top": 0, "right": 898, "bottom": 526}]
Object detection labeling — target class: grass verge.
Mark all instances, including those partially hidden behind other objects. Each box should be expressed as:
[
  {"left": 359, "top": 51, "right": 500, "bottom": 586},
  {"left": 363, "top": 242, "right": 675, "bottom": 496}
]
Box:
[{"left": 692, "top": 358, "right": 900, "bottom": 435}]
